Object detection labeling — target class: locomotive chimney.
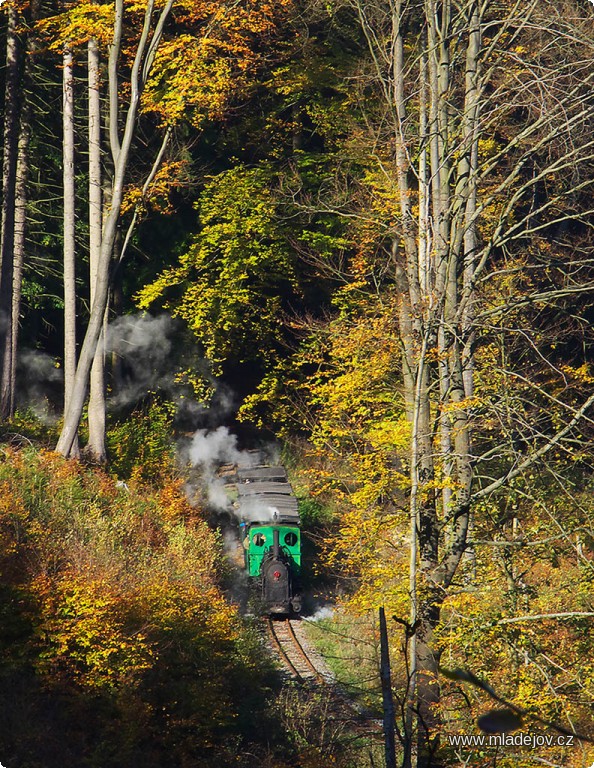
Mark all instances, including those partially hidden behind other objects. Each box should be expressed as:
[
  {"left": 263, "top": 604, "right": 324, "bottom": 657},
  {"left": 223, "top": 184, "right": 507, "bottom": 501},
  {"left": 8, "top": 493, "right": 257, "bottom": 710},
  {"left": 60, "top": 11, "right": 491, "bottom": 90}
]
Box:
[{"left": 273, "top": 529, "right": 280, "bottom": 559}]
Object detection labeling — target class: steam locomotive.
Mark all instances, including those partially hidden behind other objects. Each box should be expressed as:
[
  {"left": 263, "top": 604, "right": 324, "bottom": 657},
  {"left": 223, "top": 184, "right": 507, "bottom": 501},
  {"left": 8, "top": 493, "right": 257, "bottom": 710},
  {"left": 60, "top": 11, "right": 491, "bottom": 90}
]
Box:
[{"left": 237, "top": 465, "right": 302, "bottom": 615}]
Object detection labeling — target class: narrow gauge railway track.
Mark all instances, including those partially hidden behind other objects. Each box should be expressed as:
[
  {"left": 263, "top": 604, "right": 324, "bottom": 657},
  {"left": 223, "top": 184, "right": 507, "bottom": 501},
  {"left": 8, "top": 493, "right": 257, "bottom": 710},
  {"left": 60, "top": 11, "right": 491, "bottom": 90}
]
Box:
[
  {"left": 266, "top": 618, "right": 325, "bottom": 685},
  {"left": 267, "top": 618, "right": 383, "bottom": 741}
]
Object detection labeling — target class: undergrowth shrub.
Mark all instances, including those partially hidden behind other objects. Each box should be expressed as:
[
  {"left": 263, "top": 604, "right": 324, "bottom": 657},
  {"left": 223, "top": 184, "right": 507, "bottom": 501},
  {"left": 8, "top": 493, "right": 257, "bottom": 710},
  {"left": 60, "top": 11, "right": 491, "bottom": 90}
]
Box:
[
  {"left": 0, "top": 408, "right": 59, "bottom": 446},
  {"left": 0, "top": 446, "right": 279, "bottom": 768},
  {"left": 106, "top": 398, "right": 176, "bottom": 483}
]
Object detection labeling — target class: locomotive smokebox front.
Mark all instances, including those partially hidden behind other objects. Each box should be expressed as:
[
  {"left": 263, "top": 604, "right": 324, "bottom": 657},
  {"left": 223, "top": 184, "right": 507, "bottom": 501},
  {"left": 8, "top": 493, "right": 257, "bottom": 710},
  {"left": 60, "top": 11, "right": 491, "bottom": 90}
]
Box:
[{"left": 262, "top": 529, "right": 290, "bottom": 613}]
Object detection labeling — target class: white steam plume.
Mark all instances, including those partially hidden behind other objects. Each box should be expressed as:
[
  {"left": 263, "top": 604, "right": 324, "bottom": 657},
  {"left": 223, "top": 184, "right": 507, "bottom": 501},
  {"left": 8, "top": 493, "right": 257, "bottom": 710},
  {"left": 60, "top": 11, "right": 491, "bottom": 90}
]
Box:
[
  {"left": 106, "top": 313, "right": 176, "bottom": 410},
  {"left": 16, "top": 349, "right": 63, "bottom": 423},
  {"left": 186, "top": 426, "right": 242, "bottom": 467},
  {"left": 183, "top": 427, "right": 242, "bottom": 511},
  {"left": 183, "top": 427, "right": 274, "bottom": 516},
  {"left": 105, "top": 313, "right": 238, "bottom": 429},
  {"left": 235, "top": 499, "right": 279, "bottom": 523},
  {"left": 306, "top": 606, "right": 335, "bottom": 622}
]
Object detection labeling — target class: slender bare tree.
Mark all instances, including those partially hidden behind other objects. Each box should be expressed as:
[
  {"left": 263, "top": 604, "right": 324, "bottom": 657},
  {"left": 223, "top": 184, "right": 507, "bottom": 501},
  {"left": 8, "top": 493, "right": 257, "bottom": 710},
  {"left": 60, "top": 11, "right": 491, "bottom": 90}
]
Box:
[
  {"left": 350, "top": 0, "right": 594, "bottom": 763},
  {"left": 56, "top": 0, "right": 175, "bottom": 457},
  {"left": 85, "top": 36, "right": 106, "bottom": 461},
  {"left": 63, "top": 43, "right": 79, "bottom": 457}
]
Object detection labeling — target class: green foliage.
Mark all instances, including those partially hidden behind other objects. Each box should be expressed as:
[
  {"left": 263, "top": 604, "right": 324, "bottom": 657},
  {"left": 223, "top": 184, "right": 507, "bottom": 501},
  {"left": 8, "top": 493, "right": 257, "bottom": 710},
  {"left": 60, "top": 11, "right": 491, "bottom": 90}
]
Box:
[
  {"left": 298, "top": 497, "right": 334, "bottom": 528},
  {"left": 106, "top": 398, "right": 176, "bottom": 483},
  {"left": 137, "top": 164, "right": 297, "bottom": 374},
  {"left": 1, "top": 408, "right": 59, "bottom": 446}
]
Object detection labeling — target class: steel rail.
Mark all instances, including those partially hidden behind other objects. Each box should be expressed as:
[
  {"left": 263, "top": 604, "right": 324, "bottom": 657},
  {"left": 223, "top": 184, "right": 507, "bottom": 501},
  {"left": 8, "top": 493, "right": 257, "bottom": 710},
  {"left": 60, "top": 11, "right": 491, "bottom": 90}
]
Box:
[
  {"left": 285, "top": 620, "right": 325, "bottom": 684},
  {"left": 266, "top": 618, "right": 304, "bottom": 682}
]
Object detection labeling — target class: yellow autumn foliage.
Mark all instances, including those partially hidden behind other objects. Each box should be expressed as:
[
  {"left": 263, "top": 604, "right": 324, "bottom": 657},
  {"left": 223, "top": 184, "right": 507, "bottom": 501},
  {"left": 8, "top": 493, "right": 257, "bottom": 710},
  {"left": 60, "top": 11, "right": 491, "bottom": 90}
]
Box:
[
  {"left": 0, "top": 444, "right": 275, "bottom": 765},
  {"left": 32, "top": 572, "right": 154, "bottom": 690}
]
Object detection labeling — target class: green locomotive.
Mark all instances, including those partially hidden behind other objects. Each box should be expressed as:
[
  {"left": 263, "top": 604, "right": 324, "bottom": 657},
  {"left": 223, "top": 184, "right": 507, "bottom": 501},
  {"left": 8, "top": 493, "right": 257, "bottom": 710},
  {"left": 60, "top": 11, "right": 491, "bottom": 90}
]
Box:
[{"left": 238, "top": 466, "right": 302, "bottom": 614}]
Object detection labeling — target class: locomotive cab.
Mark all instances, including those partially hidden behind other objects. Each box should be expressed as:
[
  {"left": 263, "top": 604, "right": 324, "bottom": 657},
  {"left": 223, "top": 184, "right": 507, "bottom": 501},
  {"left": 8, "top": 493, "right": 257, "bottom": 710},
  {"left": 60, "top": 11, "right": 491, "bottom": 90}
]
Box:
[{"left": 244, "top": 523, "right": 301, "bottom": 614}]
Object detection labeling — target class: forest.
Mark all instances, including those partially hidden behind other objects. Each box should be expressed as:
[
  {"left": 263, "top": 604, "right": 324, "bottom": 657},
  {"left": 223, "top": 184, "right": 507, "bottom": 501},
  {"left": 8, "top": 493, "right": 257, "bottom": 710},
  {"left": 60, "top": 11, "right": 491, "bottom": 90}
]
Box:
[{"left": 0, "top": 0, "right": 593, "bottom": 766}]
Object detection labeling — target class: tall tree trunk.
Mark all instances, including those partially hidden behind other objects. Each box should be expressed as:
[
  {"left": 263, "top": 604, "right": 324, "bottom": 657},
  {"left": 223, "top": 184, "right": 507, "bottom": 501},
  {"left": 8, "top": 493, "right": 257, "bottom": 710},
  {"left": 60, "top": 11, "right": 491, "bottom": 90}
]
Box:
[
  {"left": 379, "top": 607, "right": 397, "bottom": 768},
  {"left": 351, "top": 0, "right": 594, "bottom": 759},
  {"left": 359, "top": 1, "right": 485, "bottom": 763},
  {"left": 56, "top": 0, "right": 175, "bottom": 457},
  {"left": 2, "top": 0, "right": 40, "bottom": 418},
  {"left": 3, "top": 98, "right": 32, "bottom": 417},
  {"left": 63, "top": 45, "right": 79, "bottom": 457},
  {"left": 0, "top": 6, "right": 24, "bottom": 419},
  {"left": 85, "top": 37, "right": 107, "bottom": 462}
]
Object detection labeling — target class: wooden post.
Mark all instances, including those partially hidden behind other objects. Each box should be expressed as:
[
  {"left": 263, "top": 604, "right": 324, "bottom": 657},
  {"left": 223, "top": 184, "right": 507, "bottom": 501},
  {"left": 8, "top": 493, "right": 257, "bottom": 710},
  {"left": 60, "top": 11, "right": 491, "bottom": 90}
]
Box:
[{"left": 380, "top": 606, "right": 397, "bottom": 768}]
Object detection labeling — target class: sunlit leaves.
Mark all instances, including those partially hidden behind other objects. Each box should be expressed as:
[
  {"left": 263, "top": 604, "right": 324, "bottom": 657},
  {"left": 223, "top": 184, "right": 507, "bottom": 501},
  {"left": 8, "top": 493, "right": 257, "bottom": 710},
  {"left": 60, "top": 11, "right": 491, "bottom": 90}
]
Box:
[
  {"left": 33, "top": 573, "right": 154, "bottom": 690},
  {"left": 36, "top": 1, "right": 114, "bottom": 51},
  {"left": 248, "top": 290, "right": 412, "bottom": 613},
  {"left": 106, "top": 399, "right": 176, "bottom": 483},
  {"left": 37, "top": 0, "right": 294, "bottom": 134},
  {"left": 0, "top": 445, "right": 270, "bottom": 760},
  {"left": 142, "top": 0, "right": 294, "bottom": 127},
  {"left": 143, "top": 34, "right": 238, "bottom": 126},
  {"left": 137, "top": 164, "right": 297, "bottom": 371},
  {"left": 121, "top": 160, "right": 192, "bottom": 217}
]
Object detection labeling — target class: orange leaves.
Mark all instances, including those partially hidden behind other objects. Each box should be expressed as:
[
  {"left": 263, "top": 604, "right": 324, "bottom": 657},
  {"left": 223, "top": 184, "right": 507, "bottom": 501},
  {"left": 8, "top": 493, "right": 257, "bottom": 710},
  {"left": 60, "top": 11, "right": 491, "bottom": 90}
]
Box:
[
  {"left": 142, "top": 0, "right": 295, "bottom": 127},
  {"left": 139, "top": 576, "right": 236, "bottom": 644},
  {"left": 176, "top": 0, "right": 292, "bottom": 37},
  {"left": 156, "top": 478, "right": 195, "bottom": 523},
  {"left": 0, "top": 479, "right": 28, "bottom": 559},
  {"left": 36, "top": 0, "right": 294, "bottom": 132},
  {"left": 0, "top": 445, "right": 228, "bottom": 661},
  {"left": 36, "top": 1, "right": 114, "bottom": 52},
  {"left": 38, "top": 447, "right": 81, "bottom": 485},
  {"left": 0, "top": 443, "right": 260, "bottom": 761},
  {"left": 121, "top": 159, "right": 192, "bottom": 217}
]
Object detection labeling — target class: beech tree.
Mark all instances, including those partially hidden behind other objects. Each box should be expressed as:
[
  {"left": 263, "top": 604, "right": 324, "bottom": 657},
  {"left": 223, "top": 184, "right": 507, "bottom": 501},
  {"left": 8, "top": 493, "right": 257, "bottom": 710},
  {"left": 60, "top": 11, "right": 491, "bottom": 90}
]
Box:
[
  {"left": 53, "top": 0, "right": 293, "bottom": 456},
  {"left": 0, "top": 3, "right": 25, "bottom": 419},
  {"left": 39, "top": 0, "right": 169, "bottom": 459},
  {"left": 86, "top": 36, "right": 106, "bottom": 461},
  {"left": 55, "top": 0, "right": 175, "bottom": 456},
  {"left": 343, "top": 0, "right": 594, "bottom": 762},
  {"left": 62, "top": 43, "right": 79, "bottom": 456}
]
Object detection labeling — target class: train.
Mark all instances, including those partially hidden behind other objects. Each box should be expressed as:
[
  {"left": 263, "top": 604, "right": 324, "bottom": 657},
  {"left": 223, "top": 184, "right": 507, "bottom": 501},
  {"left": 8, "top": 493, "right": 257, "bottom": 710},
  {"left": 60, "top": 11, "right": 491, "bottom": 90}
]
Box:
[{"left": 236, "top": 464, "right": 302, "bottom": 615}]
